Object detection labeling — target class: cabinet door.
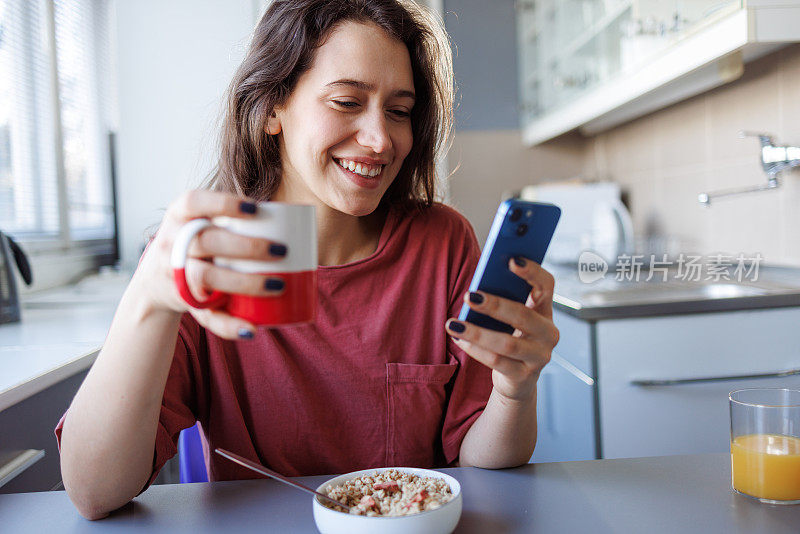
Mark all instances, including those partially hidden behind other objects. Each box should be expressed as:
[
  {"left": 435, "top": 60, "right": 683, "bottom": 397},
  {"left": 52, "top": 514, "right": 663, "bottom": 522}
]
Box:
[
  {"left": 552, "top": 309, "right": 594, "bottom": 378},
  {"left": 0, "top": 369, "right": 88, "bottom": 493},
  {"left": 531, "top": 353, "right": 597, "bottom": 463},
  {"left": 597, "top": 307, "right": 800, "bottom": 459}
]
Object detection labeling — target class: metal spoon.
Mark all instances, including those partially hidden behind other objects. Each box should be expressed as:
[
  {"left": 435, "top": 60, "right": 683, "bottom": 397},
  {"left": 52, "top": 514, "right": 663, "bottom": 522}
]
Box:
[{"left": 214, "top": 448, "right": 351, "bottom": 512}]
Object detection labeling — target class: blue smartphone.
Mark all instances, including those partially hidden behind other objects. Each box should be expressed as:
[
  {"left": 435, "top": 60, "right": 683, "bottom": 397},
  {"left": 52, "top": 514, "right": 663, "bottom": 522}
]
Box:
[{"left": 458, "top": 199, "right": 561, "bottom": 334}]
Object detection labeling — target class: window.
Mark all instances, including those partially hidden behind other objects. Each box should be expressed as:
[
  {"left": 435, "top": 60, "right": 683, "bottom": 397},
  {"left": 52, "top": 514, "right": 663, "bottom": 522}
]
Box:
[{"left": 0, "top": 0, "right": 116, "bottom": 283}]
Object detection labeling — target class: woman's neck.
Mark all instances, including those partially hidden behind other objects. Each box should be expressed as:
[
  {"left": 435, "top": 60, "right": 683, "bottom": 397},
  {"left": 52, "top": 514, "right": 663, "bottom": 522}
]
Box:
[
  {"left": 314, "top": 205, "right": 386, "bottom": 266},
  {"left": 269, "top": 175, "right": 388, "bottom": 266}
]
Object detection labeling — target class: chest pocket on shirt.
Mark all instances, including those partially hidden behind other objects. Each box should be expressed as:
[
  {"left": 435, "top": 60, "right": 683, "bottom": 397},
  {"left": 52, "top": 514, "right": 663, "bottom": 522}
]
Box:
[{"left": 386, "top": 362, "right": 459, "bottom": 467}]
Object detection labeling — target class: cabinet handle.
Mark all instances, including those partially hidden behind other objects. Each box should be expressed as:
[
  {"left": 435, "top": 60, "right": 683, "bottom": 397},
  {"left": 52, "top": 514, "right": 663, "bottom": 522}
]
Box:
[
  {"left": 630, "top": 368, "right": 800, "bottom": 387},
  {"left": 0, "top": 449, "right": 45, "bottom": 488}
]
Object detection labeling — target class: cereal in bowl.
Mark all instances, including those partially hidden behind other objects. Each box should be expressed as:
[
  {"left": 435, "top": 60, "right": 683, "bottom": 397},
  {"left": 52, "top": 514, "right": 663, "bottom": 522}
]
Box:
[{"left": 323, "top": 469, "right": 454, "bottom": 517}]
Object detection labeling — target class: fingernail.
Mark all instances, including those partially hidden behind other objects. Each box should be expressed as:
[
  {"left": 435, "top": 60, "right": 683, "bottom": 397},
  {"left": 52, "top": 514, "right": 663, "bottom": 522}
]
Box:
[
  {"left": 265, "top": 278, "right": 285, "bottom": 291},
  {"left": 514, "top": 256, "right": 527, "bottom": 267},
  {"left": 239, "top": 201, "right": 257, "bottom": 214},
  {"left": 447, "top": 320, "right": 466, "bottom": 333},
  {"left": 269, "top": 243, "right": 288, "bottom": 257},
  {"left": 238, "top": 328, "right": 254, "bottom": 339},
  {"left": 468, "top": 292, "right": 484, "bottom": 304}
]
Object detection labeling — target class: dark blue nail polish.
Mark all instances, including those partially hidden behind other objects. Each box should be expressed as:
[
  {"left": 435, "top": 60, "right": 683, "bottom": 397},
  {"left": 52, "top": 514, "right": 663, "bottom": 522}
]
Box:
[
  {"left": 514, "top": 256, "right": 527, "bottom": 267},
  {"left": 468, "top": 292, "right": 484, "bottom": 304},
  {"left": 239, "top": 201, "right": 257, "bottom": 214},
  {"left": 238, "top": 328, "right": 254, "bottom": 339},
  {"left": 269, "top": 243, "right": 288, "bottom": 257},
  {"left": 265, "top": 278, "right": 285, "bottom": 291},
  {"left": 448, "top": 321, "right": 466, "bottom": 333}
]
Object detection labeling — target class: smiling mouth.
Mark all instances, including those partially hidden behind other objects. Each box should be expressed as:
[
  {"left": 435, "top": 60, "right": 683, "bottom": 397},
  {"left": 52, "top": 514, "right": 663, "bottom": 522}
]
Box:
[{"left": 334, "top": 157, "right": 385, "bottom": 178}]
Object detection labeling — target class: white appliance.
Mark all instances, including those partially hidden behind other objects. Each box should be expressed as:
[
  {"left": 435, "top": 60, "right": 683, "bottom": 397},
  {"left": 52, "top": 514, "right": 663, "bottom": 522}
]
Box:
[{"left": 519, "top": 182, "right": 633, "bottom": 265}]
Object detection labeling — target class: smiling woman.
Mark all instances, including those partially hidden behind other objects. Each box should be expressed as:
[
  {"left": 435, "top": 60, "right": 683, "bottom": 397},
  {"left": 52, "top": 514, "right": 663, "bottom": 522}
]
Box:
[
  {"left": 210, "top": 0, "right": 453, "bottom": 217},
  {"left": 56, "top": 0, "right": 559, "bottom": 522},
  {"left": 267, "top": 21, "right": 416, "bottom": 219}
]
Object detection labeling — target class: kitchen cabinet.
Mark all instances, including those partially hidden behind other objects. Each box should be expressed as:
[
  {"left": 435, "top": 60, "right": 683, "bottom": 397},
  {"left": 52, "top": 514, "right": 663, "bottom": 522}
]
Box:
[
  {"left": 0, "top": 369, "right": 89, "bottom": 493},
  {"left": 536, "top": 305, "right": 800, "bottom": 462},
  {"left": 597, "top": 307, "right": 800, "bottom": 458},
  {"left": 532, "top": 353, "right": 597, "bottom": 462},
  {"left": 532, "top": 310, "right": 598, "bottom": 462},
  {"left": 516, "top": 0, "right": 800, "bottom": 144}
]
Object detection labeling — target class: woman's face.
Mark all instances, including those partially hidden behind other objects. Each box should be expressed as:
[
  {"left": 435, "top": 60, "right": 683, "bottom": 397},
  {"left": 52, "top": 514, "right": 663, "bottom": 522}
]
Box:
[{"left": 272, "top": 21, "right": 415, "bottom": 217}]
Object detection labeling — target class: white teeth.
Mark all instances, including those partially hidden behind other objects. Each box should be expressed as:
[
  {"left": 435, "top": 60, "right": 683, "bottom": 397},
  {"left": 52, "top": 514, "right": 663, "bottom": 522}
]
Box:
[{"left": 336, "top": 158, "right": 383, "bottom": 178}]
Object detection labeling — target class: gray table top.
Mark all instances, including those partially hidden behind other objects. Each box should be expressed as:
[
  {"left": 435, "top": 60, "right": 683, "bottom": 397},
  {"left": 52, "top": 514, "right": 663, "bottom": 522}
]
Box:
[{"left": 2, "top": 453, "right": 799, "bottom": 533}]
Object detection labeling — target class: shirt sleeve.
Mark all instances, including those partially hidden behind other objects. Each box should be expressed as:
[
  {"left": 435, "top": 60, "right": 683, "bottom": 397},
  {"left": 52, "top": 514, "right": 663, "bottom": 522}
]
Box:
[
  {"left": 439, "top": 207, "right": 493, "bottom": 465},
  {"left": 53, "top": 313, "right": 204, "bottom": 494},
  {"left": 141, "top": 315, "right": 205, "bottom": 491}
]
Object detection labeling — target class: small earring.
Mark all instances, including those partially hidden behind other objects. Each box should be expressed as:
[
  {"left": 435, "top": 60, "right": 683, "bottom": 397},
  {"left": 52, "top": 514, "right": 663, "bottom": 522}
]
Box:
[{"left": 266, "top": 115, "right": 280, "bottom": 135}]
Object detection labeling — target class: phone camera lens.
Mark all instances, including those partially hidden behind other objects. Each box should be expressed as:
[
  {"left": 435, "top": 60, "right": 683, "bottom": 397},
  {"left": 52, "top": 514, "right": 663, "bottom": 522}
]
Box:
[
  {"left": 510, "top": 208, "right": 522, "bottom": 222},
  {"left": 516, "top": 223, "right": 528, "bottom": 236}
]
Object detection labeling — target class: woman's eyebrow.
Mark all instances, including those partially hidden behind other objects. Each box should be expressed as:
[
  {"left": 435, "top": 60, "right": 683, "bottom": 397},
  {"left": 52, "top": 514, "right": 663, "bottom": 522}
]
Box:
[{"left": 325, "top": 79, "right": 415, "bottom": 100}]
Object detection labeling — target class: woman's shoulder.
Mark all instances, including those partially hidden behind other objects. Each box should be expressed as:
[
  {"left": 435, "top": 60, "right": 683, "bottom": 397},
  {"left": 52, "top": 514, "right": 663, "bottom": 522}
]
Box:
[
  {"left": 403, "top": 202, "right": 475, "bottom": 238},
  {"left": 387, "top": 202, "right": 480, "bottom": 263}
]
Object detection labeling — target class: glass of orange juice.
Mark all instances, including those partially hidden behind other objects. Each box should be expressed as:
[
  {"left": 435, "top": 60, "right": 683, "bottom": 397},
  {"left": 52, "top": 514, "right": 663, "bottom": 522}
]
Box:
[{"left": 730, "top": 388, "right": 800, "bottom": 504}]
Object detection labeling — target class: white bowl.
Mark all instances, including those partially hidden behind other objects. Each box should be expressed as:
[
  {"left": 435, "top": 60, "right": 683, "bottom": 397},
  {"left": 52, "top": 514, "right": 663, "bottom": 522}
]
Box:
[{"left": 312, "top": 467, "right": 462, "bottom": 534}]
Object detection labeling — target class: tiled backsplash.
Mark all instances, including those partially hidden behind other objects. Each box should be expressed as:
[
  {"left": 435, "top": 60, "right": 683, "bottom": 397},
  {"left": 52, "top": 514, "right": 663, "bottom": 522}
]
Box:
[{"left": 583, "top": 44, "right": 800, "bottom": 266}]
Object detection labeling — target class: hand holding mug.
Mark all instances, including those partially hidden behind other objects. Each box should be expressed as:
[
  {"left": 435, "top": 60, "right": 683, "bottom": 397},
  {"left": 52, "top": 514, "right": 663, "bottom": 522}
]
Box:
[
  {"left": 132, "top": 190, "right": 314, "bottom": 340},
  {"left": 171, "top": 201, "right": 317, "bottom": 327}
]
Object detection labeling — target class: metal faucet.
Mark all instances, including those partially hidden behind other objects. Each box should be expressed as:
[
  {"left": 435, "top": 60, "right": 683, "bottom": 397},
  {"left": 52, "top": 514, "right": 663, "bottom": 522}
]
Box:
[{"left": 698, "top": 132, "right": 800, "bottom": 206}]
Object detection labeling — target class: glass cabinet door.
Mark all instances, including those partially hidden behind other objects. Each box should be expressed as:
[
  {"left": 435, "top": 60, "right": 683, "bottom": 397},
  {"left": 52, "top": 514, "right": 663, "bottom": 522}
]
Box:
[{"left": 516, "top": 0, "right": 743, "bottom": 126}]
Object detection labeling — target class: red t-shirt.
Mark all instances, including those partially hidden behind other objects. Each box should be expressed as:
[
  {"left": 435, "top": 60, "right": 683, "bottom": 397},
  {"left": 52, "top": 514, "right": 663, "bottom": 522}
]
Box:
[{"left": 56, "top": 203, "right": 492, "bottom": 484}]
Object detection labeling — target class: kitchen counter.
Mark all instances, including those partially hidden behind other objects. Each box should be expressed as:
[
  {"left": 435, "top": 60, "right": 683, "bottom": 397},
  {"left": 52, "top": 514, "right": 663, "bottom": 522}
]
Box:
[
  {"left": 550, "top": 264, "right": 800, "bottom": 320},
  {"left": 0, "top": 271, "right": 128, "bottom": 412},
  {"left": 2, "top": 453, "right": 799, "bottom": 533}
]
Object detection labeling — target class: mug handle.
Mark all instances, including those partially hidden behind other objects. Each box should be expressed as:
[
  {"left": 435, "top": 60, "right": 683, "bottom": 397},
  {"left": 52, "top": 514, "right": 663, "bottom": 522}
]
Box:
[{"left": 170, "top": 218, "right": 229, "bottom": 309}]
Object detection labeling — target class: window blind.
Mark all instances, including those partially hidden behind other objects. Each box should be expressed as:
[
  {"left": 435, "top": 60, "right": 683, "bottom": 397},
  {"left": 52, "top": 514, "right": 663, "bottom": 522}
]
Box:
[
  {"left": 0, "top": 0, "right": 115, "bottom": 251},
  {"left": 0, "top": 0, "right": 60, "bottom": 236}
]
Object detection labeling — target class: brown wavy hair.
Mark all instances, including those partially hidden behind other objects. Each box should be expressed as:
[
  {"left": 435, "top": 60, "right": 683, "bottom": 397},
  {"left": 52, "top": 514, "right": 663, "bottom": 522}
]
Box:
[{"left": 207, "top": 0, "right": 454, "bottom": 213}]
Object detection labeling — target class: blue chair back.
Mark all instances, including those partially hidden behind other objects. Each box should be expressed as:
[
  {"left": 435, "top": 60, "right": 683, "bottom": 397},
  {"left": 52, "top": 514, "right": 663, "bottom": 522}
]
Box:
[{"left": 178, "top": 423, "right": 209, "bottom": 483}]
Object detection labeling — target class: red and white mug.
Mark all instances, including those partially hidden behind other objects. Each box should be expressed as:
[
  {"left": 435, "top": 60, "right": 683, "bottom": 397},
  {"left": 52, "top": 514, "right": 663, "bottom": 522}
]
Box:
[{"left": 170, "top": 202, "right": 317, "bottom": 326}]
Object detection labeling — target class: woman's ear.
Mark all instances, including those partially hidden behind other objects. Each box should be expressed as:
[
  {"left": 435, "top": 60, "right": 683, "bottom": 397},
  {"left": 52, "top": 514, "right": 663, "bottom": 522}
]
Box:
[{"left": 266, "top": 110, "right": 281, "bottom": 135}]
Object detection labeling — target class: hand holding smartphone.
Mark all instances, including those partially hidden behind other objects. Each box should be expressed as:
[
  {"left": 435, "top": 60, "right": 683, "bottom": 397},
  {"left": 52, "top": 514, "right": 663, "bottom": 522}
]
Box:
[{"left": 458, "top": 200, "right": 561, "bottom": 334}]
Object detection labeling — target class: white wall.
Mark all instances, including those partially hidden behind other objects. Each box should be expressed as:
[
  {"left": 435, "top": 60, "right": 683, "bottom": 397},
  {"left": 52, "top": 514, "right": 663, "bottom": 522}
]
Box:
[{"left": 114, "top": 0, "right": 258, "bottom": 269}]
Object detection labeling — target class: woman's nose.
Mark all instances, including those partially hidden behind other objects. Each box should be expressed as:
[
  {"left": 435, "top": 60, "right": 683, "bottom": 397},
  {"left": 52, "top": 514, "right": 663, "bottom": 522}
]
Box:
[{"left": 356, "top": 112, "right": 392, "bottom": 154}]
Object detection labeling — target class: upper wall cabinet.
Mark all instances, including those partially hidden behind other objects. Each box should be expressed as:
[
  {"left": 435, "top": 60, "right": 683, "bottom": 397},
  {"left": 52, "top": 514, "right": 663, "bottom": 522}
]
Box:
[{"left": 516, "top": 0, "right": 800, "bottom": 145}]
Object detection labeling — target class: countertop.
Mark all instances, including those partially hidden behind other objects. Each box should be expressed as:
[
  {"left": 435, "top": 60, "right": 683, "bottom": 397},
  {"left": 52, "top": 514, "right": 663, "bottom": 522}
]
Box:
[
  {"left": 549, "top": 264, "right": 800, "bottom": 321},
  {"left": 0, "top": 271, "right": 128, "bottom": 412},
  {"left": 2, "top": 453, "right": 799, "bottom": 533}
]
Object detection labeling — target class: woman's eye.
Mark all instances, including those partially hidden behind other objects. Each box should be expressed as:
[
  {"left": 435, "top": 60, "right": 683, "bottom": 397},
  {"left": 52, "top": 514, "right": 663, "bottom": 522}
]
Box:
[
  {"left": 333, "top": 100, "right": 359, "bottom": 109},
  {"left": 389, "top": 109, "right": 411, "bottom": 119}
]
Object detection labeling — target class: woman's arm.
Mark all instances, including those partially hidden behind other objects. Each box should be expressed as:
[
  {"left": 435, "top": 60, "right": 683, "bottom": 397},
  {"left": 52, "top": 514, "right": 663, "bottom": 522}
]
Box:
[
  {"left": 59, "top": 280, "right": 183, "bottom": 520},
  {"left": 444, "top": 258, "right": 558, "bottom": 468},
  {"left": 59, "top": 191, "right": 281, "bottom": 519},
  {"left": 458, "top": 385, "right": 538, "bottom": 468}
]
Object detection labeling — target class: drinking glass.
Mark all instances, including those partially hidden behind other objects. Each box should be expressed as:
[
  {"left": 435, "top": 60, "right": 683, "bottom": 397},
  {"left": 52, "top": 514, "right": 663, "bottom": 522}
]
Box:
[{"left": 729, "top": 388, "right": 800, "bottom": 504}]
